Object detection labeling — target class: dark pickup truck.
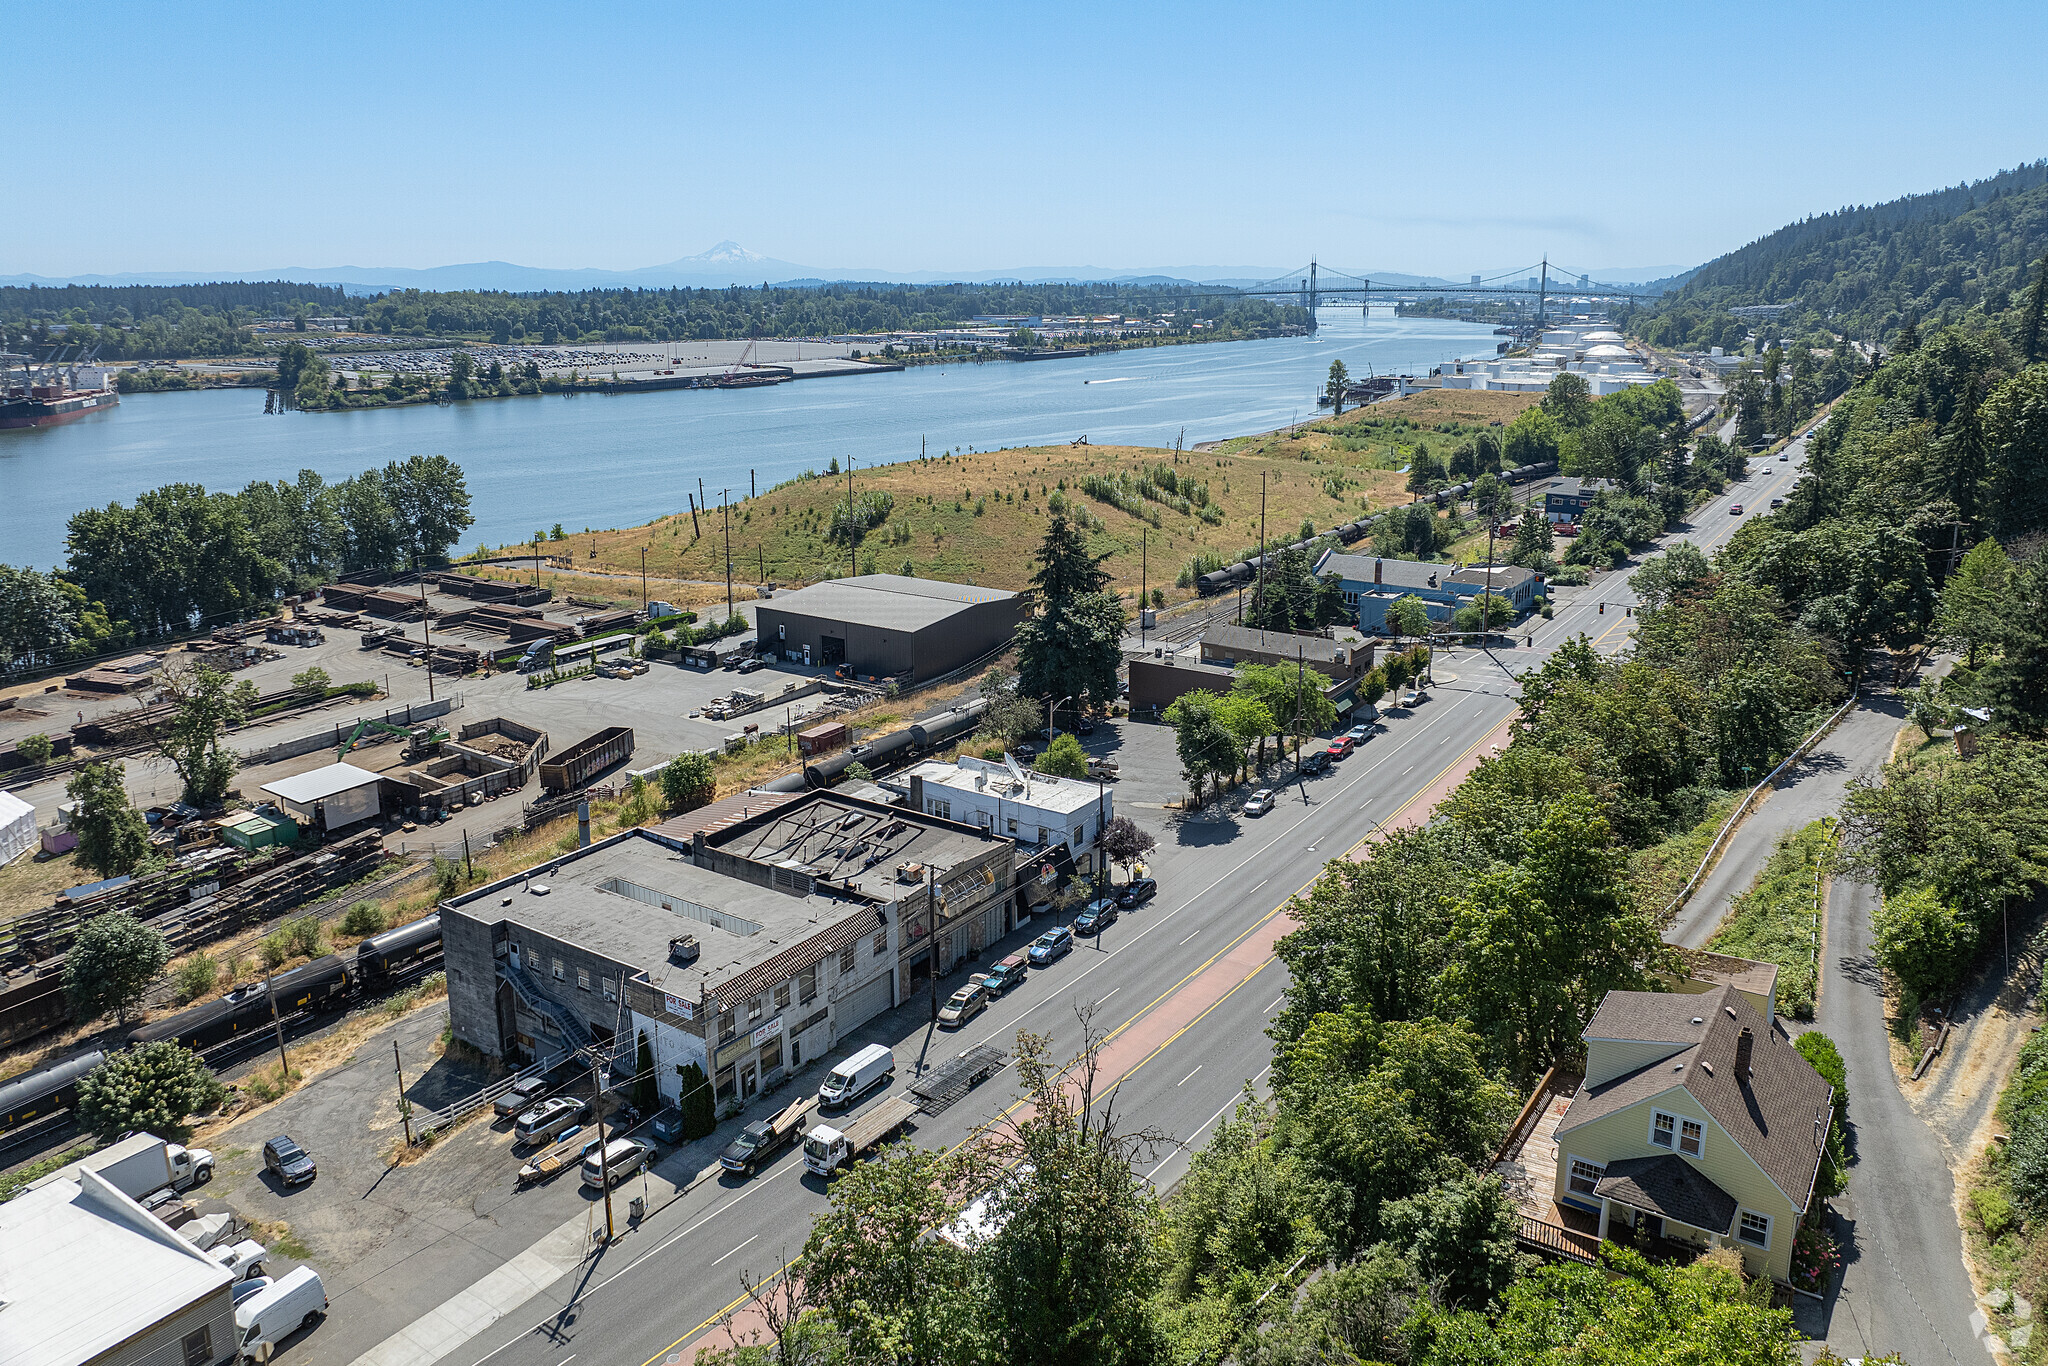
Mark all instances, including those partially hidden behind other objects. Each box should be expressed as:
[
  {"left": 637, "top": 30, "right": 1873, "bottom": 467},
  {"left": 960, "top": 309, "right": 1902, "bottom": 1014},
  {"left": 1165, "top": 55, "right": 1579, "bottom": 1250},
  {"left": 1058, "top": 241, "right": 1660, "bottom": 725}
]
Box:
[{"left": 719, "top": 1094, "right": 817, "bottom": 1177}]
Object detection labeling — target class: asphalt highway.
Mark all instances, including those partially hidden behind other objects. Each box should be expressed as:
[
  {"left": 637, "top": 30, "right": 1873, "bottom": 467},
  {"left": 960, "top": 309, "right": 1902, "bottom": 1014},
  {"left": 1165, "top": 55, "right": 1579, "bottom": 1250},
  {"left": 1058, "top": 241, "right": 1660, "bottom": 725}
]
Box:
[{"left": 426, "top": 440, "right": 1815, "bottom": 1366}]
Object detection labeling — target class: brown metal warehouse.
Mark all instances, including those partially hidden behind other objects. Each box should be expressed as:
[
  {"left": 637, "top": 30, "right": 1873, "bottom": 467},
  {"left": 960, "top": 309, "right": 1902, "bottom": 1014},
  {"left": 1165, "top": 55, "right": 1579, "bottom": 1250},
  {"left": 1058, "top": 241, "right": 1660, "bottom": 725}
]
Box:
[{"left": 755, "top": 574, "right": 1027, "bottom": 682}]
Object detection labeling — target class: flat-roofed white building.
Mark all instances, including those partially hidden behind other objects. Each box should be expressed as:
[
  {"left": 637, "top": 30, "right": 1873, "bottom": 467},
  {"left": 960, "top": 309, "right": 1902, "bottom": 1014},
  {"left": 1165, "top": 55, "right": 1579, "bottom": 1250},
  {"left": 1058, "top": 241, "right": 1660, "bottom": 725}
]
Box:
[
  {"left": 0, "top": 1169, "right": 237, "bottom": 1366},
  {"left": 888, "top": 755, "right": 1112, "bottom": 874}
]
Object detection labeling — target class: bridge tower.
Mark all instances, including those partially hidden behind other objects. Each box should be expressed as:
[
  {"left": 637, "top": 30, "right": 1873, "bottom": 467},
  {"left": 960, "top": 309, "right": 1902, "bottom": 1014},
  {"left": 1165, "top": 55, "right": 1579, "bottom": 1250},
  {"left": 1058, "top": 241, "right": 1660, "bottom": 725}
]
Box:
[{"left": 1308, "top": 259, "right": 1319, "bottom": 329}]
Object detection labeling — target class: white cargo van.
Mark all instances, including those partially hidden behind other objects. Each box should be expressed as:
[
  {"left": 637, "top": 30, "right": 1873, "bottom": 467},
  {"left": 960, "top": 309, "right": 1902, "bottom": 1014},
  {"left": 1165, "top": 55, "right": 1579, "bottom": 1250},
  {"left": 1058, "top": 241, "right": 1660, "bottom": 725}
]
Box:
[
  {"left": 818, "top": 1044, "right": 894, "bottom": 1110},
  {"left": 236, "top": 1265, "right": 326, "bottom": 1361}
]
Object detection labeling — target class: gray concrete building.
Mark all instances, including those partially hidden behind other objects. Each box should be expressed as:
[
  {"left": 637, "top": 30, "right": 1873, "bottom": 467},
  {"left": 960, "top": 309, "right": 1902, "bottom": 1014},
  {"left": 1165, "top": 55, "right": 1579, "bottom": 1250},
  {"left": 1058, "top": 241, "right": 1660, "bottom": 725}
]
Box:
[
  {"left": 755, "top": 574, "right": 1027, "bottom": 682},
  {"left": 440, "top": 792, "right": 1015, "bottom": 1113}
]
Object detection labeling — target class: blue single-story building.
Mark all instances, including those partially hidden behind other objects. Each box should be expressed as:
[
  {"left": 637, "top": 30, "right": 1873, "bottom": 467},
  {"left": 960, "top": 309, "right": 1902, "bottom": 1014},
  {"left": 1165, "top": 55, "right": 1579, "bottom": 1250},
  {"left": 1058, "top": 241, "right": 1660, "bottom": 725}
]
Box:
[{"left": 1313, "top": 551, "right": 1541, "bottom": 634}]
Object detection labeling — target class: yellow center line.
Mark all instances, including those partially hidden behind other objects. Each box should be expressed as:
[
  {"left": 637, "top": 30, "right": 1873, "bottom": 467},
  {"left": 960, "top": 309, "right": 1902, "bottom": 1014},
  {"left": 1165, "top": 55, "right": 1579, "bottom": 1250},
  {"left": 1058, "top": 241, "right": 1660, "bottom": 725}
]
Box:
[{"left": 636, "top": 704, "right": 1512, "bottom": 1366}]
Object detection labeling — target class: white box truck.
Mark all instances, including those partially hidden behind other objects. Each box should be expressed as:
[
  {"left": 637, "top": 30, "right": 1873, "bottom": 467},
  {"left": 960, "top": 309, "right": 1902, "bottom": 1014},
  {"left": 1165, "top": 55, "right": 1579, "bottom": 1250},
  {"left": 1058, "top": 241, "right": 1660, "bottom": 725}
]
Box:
[
  {"left": 28, "top": 1132, "right": 213, "bottom": 1201},
  {"left": 818, "top": 1044, "right": 894, "bottom": 1111}
]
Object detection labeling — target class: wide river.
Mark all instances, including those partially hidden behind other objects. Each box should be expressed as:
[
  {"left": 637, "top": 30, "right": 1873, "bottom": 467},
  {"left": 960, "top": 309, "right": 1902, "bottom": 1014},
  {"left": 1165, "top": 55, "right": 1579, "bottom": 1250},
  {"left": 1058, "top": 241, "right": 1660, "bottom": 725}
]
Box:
[{"left": 1, "top": 308, "right": 1500, "bottom": 568}]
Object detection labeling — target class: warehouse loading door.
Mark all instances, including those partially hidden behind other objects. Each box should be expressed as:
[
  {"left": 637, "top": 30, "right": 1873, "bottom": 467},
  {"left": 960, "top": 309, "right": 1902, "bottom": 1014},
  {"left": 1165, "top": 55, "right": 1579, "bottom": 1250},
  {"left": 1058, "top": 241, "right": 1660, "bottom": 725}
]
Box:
[
  {"left": 843, "top": 970, "right": 895, "bottom": 1029},
  {"left": 819, "top": 636, "right": 846, "bottom": 666}
]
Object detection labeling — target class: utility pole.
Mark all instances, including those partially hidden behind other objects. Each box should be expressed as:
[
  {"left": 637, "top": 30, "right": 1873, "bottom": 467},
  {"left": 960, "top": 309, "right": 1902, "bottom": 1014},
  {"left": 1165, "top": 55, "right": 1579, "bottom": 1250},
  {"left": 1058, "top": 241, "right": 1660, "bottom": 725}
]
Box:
[
  {"left": 265, "top": 974, "right": 290, "bottom": 1077},
  {"left": 1253, "top": 473, "right": 1268, "bottom": 629},
  {"left": 532, "top": 540, "right": 540, "bottom": 587},
  {"left": 846, "top": 458, "right": 856, "bottom": 580},
  {"left": 1294, "top": 645, "right": 1306, "bottom": 772},
  {"left": 593, "top": 1060, "right": 615, "bottom": 1241},
  {"left": 1140, "top": 529, "right": 1148, "bottom": 648},
  {"left": 394, "top": 1040, "right": 414, "bottom": 1146},
  {"left": 417, "top": 576, "right": 435, "bottom": 703},
  {"left": 721, "top": 490, "right": 734, "bottom": 621},
  {"left": 926, "top": 865, "right": 940, "bottom": 1024},
  {"left": 639, "top": 547, "right": 648, "bottom": 614}
]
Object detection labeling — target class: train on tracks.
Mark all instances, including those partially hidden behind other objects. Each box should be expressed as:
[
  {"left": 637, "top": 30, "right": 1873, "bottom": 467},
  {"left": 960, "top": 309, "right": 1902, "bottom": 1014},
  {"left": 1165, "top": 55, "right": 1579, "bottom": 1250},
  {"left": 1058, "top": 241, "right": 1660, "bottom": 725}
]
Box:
[
  {"left": 1193, "top": 461, "right": 1557, "bottom": 596},
  {"left": 1, "top": 915, "right": 444, "bottom": 1135}
]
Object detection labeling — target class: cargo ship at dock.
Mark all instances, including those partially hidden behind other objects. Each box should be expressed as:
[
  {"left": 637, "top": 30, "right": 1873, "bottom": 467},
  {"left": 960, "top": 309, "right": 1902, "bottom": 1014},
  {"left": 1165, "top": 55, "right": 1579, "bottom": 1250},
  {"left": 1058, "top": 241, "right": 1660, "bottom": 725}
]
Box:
[{"left": 2, "top": 349, "right": 121, "bottom": 429}]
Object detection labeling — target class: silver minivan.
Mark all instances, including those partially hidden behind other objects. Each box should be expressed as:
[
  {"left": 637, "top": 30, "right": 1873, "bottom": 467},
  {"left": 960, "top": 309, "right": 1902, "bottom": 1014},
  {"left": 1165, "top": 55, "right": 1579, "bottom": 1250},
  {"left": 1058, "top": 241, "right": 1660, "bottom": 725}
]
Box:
[
  {"left": 236, "top": 1265, "right": 326, "bottom": 1361},
  {"left": 581, "top": 1138, "right": 653, "bottom": 1188}
]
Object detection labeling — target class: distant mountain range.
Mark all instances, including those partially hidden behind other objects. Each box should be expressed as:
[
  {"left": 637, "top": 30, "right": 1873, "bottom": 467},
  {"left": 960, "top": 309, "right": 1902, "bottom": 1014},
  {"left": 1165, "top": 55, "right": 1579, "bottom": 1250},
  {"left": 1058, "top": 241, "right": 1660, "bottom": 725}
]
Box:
[{"left": 0, "top": 244, "right": 1695, "bottom": 295}]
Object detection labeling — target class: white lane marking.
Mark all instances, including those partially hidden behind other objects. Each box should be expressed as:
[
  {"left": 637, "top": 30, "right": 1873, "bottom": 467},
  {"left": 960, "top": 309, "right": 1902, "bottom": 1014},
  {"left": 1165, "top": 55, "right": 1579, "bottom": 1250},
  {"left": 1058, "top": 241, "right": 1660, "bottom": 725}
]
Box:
[
  {"left": 1145, "top": 1065, "right": 1274, "bottom": 1180},
  {"left": 1265, "top": 996, "right": 1284, "bottom": 1014},
  {"left": 1097, "top": 988, "right": 1119, "bottom": 1006},
  {"left": 1251, "top": 878, "right": 1268, "bottom": 892},
  {"left": 711, "top": 1235, "right": 757, "bottom": 1267},
  {"left": 1177, "top": 929, "right": 1200, "bottom": 946},
  {"left": 1177, "top": 1066, "right": 1203, "bottom": 1087}
]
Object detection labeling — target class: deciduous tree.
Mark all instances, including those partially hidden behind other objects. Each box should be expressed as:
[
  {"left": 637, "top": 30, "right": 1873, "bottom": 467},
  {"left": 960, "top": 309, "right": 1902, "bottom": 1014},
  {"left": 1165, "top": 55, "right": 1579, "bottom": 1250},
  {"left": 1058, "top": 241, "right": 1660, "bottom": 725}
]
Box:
[
  {"left": 65, "top": 760, "right": 151, "bottom": 878},
  {"left": 76, "top": 1042, "right": 225, "bottom": 1141},
  {"left": 64, "top": 911, "right": 170, "bottom": 1024}
]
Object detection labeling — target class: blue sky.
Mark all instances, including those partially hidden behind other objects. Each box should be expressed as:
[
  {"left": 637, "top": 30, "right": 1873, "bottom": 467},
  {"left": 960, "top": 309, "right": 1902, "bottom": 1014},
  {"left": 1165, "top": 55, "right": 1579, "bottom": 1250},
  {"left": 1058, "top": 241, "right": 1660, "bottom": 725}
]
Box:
[{"left": 9, "top": 1, "right": 2047, "bottom": 280}]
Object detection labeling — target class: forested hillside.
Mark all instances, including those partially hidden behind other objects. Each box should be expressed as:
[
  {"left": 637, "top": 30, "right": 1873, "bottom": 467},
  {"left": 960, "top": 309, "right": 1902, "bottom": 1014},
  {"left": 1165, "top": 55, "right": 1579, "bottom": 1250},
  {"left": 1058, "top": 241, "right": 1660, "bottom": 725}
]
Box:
[{"left": 1623, "top": 160, "right": 2048, "bottom": 348}]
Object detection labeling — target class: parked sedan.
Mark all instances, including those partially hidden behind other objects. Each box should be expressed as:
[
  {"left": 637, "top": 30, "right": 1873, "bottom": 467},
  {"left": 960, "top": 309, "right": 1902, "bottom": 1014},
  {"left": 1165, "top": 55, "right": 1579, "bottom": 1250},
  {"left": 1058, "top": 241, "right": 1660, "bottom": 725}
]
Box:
[
  {"left": 1116, "top": 878, "right": 1157, "bottom": 909},
  {"left": 1243, "top": 789, "right": 1276, "bottom": 817},
  {"left": 1028, "top": 926, "right": 1074, "bottom": 965},
  {"left": 939, "top": 984, "right": 989, "bottom": 1028},
  {"left": 1074, "top": 901, "right": 1120, "bottom": 936},
  {"left": 262, "top": 1135, "right": 317, "bottom": 1186}
]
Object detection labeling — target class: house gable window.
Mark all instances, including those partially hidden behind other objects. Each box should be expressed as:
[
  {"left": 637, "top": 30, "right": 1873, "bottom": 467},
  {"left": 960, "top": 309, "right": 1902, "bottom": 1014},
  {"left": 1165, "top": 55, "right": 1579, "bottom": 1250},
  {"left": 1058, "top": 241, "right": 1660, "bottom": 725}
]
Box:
[
  {"left": 1738, "top": 1210, "right": 1771, "bottom": 1248},
  {"left": 1650, "top": 1109, "right": 1704, "bottom": 1158},
  {"left": 1567, "top": 1158, "right": 1604, "bottom": 1197}
]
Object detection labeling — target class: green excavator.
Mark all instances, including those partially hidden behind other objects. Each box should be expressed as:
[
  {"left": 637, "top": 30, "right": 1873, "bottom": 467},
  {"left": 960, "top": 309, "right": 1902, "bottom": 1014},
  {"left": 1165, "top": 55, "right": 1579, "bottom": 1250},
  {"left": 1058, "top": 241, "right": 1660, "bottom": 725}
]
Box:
[{"left": 337, "top": 719, "right": 448, "bottom": 762}]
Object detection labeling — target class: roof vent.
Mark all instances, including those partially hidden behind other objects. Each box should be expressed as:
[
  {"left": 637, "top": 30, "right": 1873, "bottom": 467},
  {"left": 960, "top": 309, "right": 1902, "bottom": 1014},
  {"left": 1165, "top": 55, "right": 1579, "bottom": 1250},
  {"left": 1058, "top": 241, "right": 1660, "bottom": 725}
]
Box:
[
  {"left": 530, "top": 884, "right": 551, "bottom": 896},
  {"left": 669, "top": 935, "right": 700, "bottom": 964},
  {"left": 1725, "top": 1006, "right": 1738, "bottom": 1019},
  {"left": 1690, "top": 1017, "right": 1704, "bottom": 1026},
  {"left": 1700, "top": 1062, "right": 1714, "bottom": 1076},
  {"left": 501, "top": 896, "right": 512, "bottom": 906}
]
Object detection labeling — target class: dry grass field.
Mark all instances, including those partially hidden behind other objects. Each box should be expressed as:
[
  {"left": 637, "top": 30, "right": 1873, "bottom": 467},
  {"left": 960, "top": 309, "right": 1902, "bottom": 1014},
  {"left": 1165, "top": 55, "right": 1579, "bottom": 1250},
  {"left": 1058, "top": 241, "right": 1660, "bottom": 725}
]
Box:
[{"left": 460, "top": 388, "right": 1541, "bottom": 604}]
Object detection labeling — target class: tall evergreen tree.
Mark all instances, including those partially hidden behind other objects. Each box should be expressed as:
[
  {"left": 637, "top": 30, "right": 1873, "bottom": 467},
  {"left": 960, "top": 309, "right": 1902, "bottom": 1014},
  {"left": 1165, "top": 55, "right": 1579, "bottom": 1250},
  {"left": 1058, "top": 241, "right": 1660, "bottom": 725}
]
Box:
[
  {"left": 1028, "top": 510, "right": 1111, "bottom": 606},
  {"left": 2022, "top": 252, "right": 2048, "bottom": 363}
]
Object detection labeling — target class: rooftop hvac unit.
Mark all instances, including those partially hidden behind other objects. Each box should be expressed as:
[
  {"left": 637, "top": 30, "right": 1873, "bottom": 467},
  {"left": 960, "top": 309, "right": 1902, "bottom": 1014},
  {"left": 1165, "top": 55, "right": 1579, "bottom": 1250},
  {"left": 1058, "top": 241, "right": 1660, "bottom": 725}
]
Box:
[
  {"left": 896, "top": 861, "right": 926, "bottom": 884},
  {"left": 669, "top": 935, "right": 701, "bottom": 964}
]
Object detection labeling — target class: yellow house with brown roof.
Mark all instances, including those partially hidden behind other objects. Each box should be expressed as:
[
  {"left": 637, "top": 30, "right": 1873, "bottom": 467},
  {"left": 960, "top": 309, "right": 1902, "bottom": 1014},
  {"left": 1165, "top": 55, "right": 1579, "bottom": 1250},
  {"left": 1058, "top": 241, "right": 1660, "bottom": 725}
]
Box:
[{"left": 1550, "top": 982, "right": 1832, "bottom": 1284}]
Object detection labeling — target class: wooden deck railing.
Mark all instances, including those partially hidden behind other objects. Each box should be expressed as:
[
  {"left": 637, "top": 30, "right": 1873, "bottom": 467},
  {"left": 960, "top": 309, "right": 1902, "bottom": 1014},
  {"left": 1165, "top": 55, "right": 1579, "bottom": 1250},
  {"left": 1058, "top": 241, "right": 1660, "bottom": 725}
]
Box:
[{"left": 1516, "top": 1215, "right": 1602, "bottom": 1266}]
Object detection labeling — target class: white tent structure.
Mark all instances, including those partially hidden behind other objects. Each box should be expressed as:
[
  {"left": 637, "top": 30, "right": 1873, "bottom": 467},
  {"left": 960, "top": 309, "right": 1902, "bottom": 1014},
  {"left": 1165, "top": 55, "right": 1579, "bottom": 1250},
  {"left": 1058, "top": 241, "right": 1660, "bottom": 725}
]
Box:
[{"left": 0, "top": 790, "right": 35, "bottom": 865}]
